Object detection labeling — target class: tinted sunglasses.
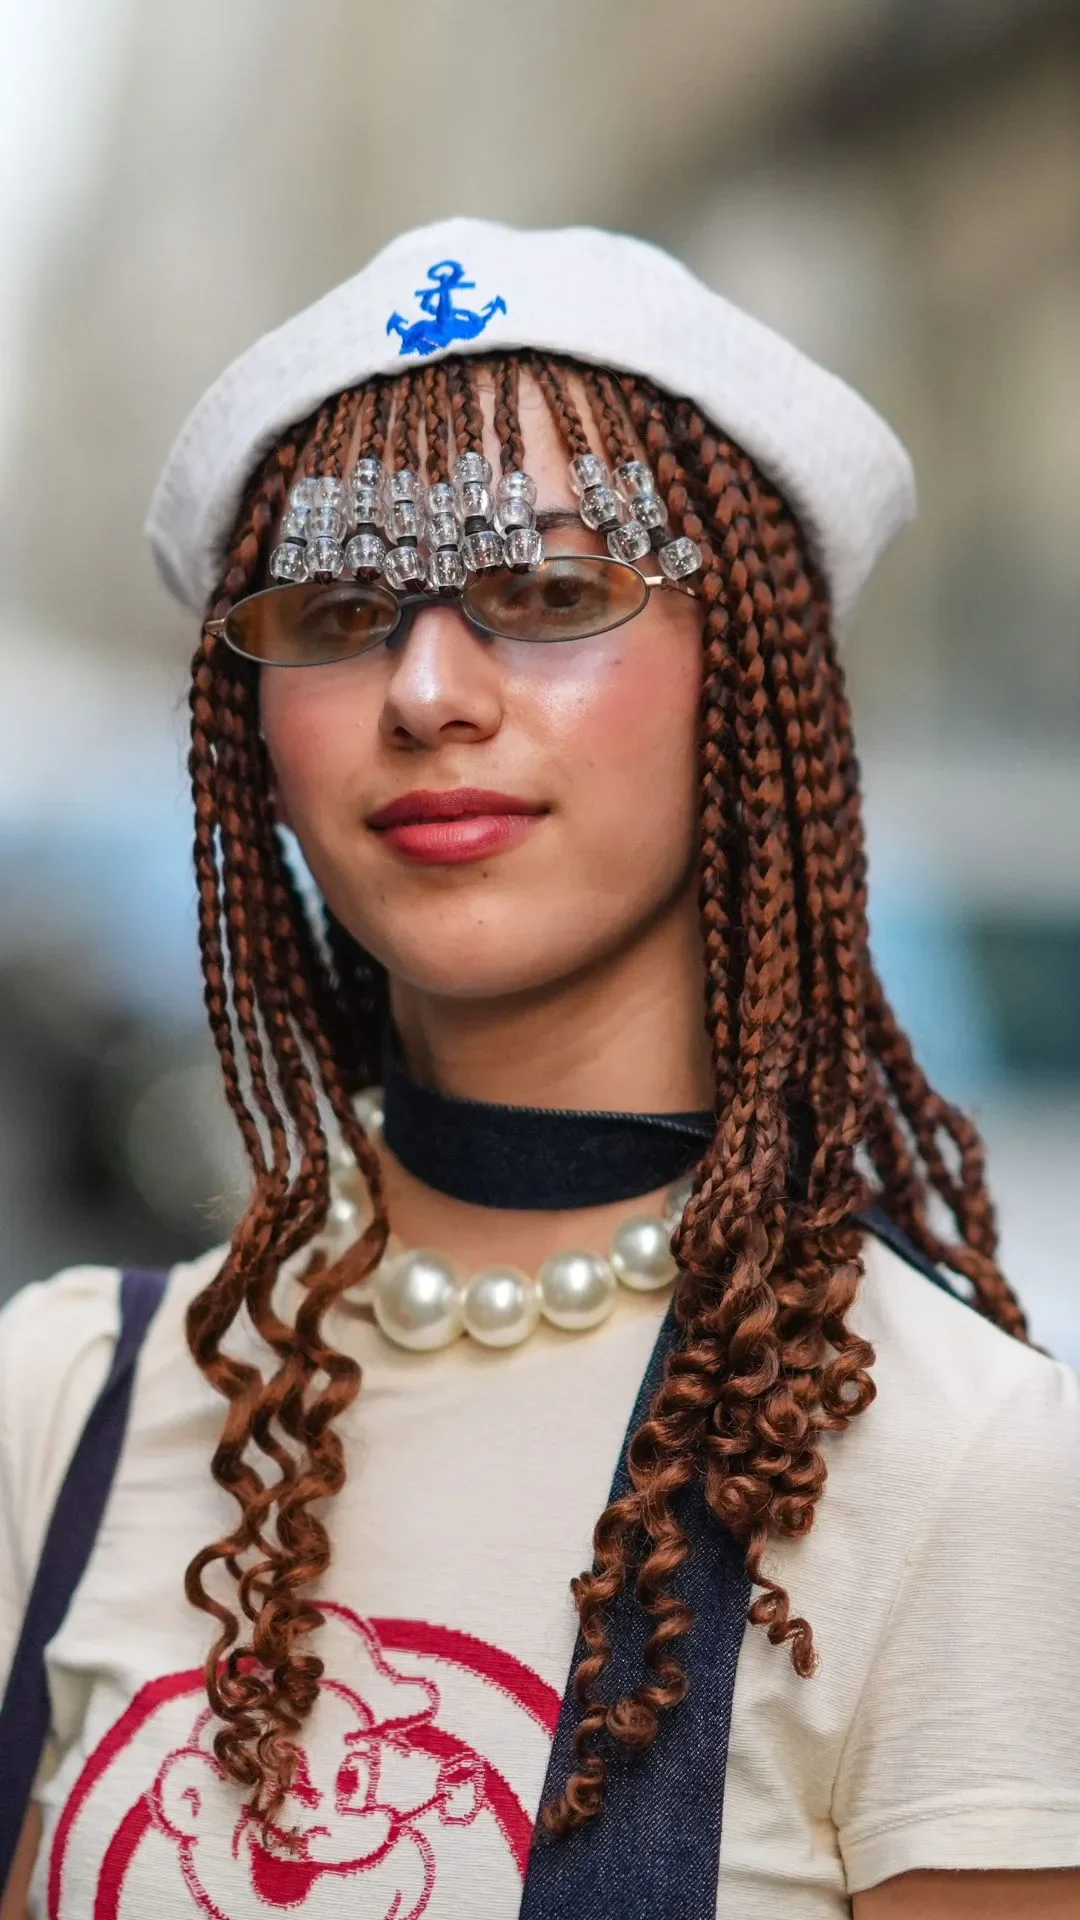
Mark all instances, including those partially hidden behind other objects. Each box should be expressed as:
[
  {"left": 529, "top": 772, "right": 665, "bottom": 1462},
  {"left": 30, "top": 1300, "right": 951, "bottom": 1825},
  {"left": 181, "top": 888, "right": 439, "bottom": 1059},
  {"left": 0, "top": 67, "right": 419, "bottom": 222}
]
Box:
[{"left": 206, "top": 553, "right": 702, "bottom": 669}]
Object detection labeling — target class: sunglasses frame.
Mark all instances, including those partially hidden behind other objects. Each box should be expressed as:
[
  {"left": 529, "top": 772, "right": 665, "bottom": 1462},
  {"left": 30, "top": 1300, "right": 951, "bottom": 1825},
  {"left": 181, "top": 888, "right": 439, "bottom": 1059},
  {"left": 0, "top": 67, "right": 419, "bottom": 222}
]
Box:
[{"left": 205, "top": 553, "right": 702, "bottom": 668}]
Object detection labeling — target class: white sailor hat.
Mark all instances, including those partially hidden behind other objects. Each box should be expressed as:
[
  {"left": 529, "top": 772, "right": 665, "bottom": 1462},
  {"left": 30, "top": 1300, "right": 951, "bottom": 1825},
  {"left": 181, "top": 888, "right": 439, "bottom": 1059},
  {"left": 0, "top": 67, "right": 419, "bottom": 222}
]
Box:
[{"left": 146, "top": 215, "right": 916, "bottom": 628}]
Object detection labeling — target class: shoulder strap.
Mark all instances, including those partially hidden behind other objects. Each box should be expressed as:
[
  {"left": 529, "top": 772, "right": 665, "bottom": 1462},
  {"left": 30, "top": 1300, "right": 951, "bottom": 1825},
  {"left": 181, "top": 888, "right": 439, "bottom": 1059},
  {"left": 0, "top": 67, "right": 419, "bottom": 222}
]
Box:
[
  {"left": 0, "top": 1267, "right": 167, "bottom": 1890},
  {"left": 520, "top": 1205, "right": 967, "bottom": 1917},
  {"left": 520, "top": 1303, "right": 751, "bottom": 1918}
]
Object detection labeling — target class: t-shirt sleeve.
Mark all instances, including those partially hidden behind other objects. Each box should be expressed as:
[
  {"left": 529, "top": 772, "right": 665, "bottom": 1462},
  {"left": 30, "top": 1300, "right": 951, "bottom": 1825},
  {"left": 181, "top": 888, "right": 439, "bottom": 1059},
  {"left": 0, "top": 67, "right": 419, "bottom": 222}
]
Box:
[
  {"left": 0, "top": 1268, "right": 120, "bottom": 1697},
  {"left": 834, "top": 1351, "right": 1080, "bottom": 1891}
]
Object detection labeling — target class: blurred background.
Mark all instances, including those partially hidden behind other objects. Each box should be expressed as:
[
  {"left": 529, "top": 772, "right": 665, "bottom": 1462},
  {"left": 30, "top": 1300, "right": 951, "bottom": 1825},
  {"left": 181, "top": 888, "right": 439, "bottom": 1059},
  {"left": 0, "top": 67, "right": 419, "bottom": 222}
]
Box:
[{"left": 0, "top": 0, "right": 1076, "bottom": 1349}]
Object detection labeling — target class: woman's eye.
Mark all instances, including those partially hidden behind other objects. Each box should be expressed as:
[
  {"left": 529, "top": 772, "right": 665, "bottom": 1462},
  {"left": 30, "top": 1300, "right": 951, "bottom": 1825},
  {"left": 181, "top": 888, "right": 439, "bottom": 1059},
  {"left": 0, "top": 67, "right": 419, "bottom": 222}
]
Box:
[
  {"left": 541, "top": 574, "right": 590, "bottom": 609},
  {"left": 301, "top": 597, "right": 371, "bottom": 638},
  {"left": 294, "top": 591, "right": 387, "bottom": 653},
  {"left": 525, "top": 567, "right": 609, "bottom": 619}
]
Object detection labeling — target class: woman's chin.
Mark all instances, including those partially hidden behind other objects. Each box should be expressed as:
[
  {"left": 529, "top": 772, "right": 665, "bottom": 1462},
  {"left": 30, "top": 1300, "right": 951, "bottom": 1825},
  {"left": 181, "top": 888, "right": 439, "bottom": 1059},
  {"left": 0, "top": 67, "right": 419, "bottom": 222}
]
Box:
[
  {"left": 379, "top": 948, "right": 586, "bottom": 1004},
  {"left": 358, "top": 908, "right": 622, "bottom": 1006}
]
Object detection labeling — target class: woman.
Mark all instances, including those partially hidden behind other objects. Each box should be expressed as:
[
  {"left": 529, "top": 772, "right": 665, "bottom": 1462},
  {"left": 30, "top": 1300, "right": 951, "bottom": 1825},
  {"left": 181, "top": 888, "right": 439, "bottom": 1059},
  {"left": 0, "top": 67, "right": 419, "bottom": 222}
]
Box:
[{"left": 1, "top": 217, "right": 1078, "bottom": 1920}]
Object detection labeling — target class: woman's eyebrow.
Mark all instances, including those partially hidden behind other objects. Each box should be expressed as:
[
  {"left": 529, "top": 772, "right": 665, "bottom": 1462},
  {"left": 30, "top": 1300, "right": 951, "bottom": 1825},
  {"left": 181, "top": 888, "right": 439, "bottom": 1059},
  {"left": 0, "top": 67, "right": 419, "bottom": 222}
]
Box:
[{"left": 535, "top": 507, "right": 582, "bottom": 531}]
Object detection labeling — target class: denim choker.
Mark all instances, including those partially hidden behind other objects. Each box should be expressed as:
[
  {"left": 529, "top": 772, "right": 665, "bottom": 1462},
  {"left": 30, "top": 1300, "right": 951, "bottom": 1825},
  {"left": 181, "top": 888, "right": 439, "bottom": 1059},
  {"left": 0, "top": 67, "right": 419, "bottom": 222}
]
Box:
[{"left": 381, "top": 1046, "right": 714, "bottom": 1211}]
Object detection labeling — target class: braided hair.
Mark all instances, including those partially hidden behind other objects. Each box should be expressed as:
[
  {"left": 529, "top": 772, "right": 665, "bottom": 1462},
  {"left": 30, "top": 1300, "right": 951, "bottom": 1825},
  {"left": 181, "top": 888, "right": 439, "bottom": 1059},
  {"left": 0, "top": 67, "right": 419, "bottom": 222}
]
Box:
[{"left": 183, "top": 352, "right": 1027, "bottom": 1829}]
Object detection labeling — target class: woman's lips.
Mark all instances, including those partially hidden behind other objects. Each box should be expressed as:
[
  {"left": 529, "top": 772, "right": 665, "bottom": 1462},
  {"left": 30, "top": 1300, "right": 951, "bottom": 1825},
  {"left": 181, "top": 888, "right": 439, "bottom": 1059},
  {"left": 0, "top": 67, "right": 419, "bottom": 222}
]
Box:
[{"left": 367, "top": 788, "right": 547, "bottom": 865}]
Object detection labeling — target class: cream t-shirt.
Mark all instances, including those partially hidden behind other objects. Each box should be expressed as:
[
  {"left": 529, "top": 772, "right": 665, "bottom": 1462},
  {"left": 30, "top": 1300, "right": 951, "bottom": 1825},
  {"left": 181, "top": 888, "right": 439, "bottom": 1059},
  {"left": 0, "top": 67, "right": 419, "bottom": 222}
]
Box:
[{"left": 1, "top": 1234, "right": 1079, "bottom": 1918}]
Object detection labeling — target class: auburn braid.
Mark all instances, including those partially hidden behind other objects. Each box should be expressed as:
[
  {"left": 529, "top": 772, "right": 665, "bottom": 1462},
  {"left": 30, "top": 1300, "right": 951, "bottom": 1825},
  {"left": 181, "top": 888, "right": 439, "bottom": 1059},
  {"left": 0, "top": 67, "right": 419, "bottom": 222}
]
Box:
[
  {"left": 322, "top": 386, "right": 363, "bottom": 478},
  {"left": 583, "top": 367, "right": 636, "bottom": 467},
  {"left": 356, "top": 376, "right": 394, "bottom": 462},
  {"left": 389, "top": 371, "right": 423, "bottom": 473},
  {"left": 186, "top": 352, "right": 1026, "bottom": 1834},
  {"left": 184, "top": 444, "right": 388, "bottom": 1820},
  {"left": 446, "top": 354, "right": 487, "bottom": 456},
  {"left": 531, "top": 355, "right": 595, "bottom": 461},
  {"left": 421, "top": 361, "right": 452, "bottom": 483},
  {"left": 493, "top": 356, "right": 525, "bottom": 472}
]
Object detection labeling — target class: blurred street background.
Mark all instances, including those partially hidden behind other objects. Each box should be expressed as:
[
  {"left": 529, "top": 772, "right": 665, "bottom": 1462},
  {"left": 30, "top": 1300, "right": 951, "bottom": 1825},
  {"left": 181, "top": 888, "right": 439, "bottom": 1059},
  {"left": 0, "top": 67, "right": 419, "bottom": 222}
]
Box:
[{"left": 0, "top": 0, "right": 1076, "bottom": 1350}]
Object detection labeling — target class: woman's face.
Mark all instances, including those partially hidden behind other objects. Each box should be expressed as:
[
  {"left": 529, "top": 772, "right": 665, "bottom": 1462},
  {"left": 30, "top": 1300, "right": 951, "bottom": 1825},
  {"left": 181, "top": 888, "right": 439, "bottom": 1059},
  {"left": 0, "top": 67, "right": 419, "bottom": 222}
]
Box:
[{"left": 260, "top": 378, "right": 705, "bottom": 1004}]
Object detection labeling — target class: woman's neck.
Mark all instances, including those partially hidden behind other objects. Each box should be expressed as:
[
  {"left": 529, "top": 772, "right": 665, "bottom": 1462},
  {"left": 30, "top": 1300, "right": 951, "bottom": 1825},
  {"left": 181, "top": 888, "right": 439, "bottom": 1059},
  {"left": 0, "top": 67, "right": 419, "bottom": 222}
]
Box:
[
  {"left": 389, "top": 884, "right": 712, "bottom": 1116},
  {"left": 374, "top": 888, "right": 712, "bottom": 1276}
]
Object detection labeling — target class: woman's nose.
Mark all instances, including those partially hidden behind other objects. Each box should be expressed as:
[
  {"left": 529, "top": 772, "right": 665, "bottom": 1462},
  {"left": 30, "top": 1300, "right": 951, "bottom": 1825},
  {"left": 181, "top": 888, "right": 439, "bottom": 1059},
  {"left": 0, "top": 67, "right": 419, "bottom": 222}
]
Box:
[{"left": 378, "top": 605, "right": 503, "bottom": 751}]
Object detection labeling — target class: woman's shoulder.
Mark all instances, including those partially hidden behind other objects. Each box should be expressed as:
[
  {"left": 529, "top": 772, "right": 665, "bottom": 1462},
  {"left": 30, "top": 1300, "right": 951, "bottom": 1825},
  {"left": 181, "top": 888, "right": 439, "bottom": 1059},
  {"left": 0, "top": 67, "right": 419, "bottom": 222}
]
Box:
[
  {"left": 853, "top": 1229, "right": 1078, "bottom": 1473},
  {"left": 0, "top": 1249, "right": 225, "bottom": 1568}
]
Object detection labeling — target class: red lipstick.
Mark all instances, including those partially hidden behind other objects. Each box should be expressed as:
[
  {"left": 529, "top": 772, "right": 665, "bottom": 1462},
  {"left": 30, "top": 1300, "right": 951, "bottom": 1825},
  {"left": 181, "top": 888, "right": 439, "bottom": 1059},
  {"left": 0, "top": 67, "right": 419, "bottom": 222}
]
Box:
[{"left": 366, "top": 788, "right": 547, "bottom": 865}]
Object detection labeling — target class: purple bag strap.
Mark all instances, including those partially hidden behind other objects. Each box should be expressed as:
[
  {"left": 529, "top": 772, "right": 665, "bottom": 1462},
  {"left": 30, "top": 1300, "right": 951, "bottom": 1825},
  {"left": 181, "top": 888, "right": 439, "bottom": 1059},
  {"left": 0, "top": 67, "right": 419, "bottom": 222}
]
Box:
[{"left": 0, "top": 1267, "right": 167, "bottom": 1889}]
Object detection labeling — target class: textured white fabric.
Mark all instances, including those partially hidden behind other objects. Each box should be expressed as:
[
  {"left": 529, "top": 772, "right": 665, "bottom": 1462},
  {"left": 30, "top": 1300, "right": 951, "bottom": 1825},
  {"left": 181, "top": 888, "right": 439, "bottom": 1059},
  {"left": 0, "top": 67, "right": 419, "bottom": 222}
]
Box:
[
  {"left": 3, "top": 1237, "right": 1080, "bottom": 1917},
  {"left": 145, "top": 216, "right": 916, "bottom": 628}
]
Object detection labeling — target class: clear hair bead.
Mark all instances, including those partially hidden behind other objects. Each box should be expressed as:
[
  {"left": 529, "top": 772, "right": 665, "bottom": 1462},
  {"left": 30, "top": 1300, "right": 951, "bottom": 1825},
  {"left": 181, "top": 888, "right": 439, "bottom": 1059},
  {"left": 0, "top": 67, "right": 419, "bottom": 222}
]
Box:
[
  {"left": 632, "top": 493, "right": 668, "bottom": 532},
  {"left": 456, "top": 480, "right": 493, "bottom": 522},
  {"left": 568, "top": 453, "right": 610, "bottom": 497},
  {"left": 503, "top": 526, "right": 543, "bottom": 568},
  {"left": 427, "top": 511, "right": 461, "bottom": 551},
  {"left": 453, "top": 451, "right": 491, "bottom": 487},
  {"left": 269, "top": 541, "right": 309, "bottom": 583},
  {"left": 383, "top": 543, "right": 426, "bottom": 589},
  {"left": 388, "top": 468, "right": 424, "bottom": 507},
  {"left": 426, "top": 480, "right": 458, "bottom": 519},
  {"left": 353, "top": 455, "right": 383, "bottom": 488},
  {"left": 344, "top": 531, "right": 386, "bottom": 575},
  {"left": 579, "top": 485, "right": 624, "bottom": 531},
  {"left": 614, "top": 460, "right": 654, "bottom": 503},
  {"left": 388, "top": 499, "right": 424, "bottom": 543},
  {"left": 493, "top": 495, "right": 534, "bottom": 534},
  {"left": 658, "top": 535, "right": 703, "bottom": 580},
  {"left": 462, "top": 528, "right": 504, "bottom": 571},
  {"left": 428, "top": 547, "right": 467, "bottom": 590},
  {"left": 351, "top": 484, "right": 384, "bottom": 528},
  {"left": 307, "top": 535, "right": 345, "bottom": 577},
  {"left": 308, "top": 501, "right": 347, "bottom": 541},
  {"left": 496, "top": 471, "right": 538, "bottom": 507},
  {"left": 280, "top": 506, "right": 310, "bottom": 542},
  {"left": 607, "top": 520, "right": 651, "bottom": 563}
]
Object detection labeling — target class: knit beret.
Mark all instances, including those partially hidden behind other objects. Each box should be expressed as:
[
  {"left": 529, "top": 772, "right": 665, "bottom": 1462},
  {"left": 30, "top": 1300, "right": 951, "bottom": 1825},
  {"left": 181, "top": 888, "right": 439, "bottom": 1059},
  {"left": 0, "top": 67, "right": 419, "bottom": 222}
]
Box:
[{"left": 146, "top": 215, "right": 916, "bottom": 627}]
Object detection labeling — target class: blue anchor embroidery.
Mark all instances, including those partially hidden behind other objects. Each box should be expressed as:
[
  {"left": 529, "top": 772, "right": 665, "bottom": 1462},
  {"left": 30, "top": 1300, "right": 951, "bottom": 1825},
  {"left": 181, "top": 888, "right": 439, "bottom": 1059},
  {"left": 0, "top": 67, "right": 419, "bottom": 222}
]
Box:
[{"left": 386, "top": 259, "right": 507, "bottom": 358}]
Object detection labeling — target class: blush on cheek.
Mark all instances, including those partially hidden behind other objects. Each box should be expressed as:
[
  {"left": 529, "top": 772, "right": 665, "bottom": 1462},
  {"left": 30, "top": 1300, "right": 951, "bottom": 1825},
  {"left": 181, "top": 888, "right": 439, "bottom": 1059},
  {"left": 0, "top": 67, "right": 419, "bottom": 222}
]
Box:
[
  {"left": 522, "top": 628, "right": 699, "bottom": 770},
  {"left": 260, "top": 661, "right": 381, "bottom": 823}
]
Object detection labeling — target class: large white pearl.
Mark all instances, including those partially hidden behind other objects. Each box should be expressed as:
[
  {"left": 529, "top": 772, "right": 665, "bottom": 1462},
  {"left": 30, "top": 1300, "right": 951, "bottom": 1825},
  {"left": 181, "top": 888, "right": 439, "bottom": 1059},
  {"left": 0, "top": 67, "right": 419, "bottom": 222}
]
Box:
[
  {"left": 319, "top": 1166, "right": 370, "bottom": 1257},
  {"left": 374, "top": 1248, "right": 464, "bottom": 1352},
  {"left": 538, "top": 1251, "right": 617, "bottom": 1332},
  {"left": 463, "top": 1266, "right": 542, "bottom": 1349},
  {"left": 610, "top": 1215, "right": 678, "bottom": 1292},
  {"left": 664, "top": 1172, "right": 696, "bottom": 1232},
  {"left": 353, "top": 1086, "right": 385, "bottom": 1138},
  {"left": 321, "top": 1188, "right": 363, "bottom": 1257}
]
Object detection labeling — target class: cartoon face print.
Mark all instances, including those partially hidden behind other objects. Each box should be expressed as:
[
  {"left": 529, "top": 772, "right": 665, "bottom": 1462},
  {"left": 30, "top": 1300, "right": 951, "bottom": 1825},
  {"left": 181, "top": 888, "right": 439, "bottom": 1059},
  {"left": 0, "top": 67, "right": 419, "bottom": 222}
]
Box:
[
  {"left": 153, "top": 1671, "right": 482, "bottom": 1920},
  {"left": 47, "top": 1609, "right": 561, "bottom": 1920}
]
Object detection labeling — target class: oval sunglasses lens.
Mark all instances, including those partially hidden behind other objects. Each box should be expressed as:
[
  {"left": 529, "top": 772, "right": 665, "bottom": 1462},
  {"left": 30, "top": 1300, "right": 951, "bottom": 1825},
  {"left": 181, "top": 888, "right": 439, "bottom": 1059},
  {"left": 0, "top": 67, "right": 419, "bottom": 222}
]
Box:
[
  {"left": 462, "top": 555, "right": 649, "bottom": 642},
  {"left": 222, "top": 581, "right": 400, "bottom": 664}
]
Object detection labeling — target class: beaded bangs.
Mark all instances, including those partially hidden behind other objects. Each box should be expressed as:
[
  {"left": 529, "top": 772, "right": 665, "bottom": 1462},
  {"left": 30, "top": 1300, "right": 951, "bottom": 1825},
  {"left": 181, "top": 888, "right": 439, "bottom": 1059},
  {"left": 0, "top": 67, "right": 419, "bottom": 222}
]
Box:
[{"left": 264, "top": 356, "right": 702, "bottom": 601}]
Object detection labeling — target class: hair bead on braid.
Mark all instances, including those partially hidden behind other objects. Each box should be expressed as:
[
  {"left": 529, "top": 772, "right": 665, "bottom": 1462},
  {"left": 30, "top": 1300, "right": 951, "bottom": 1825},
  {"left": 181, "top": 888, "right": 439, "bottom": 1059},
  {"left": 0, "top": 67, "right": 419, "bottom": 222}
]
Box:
[
  {"left": 538, "top": 357, "right": 703, "bottom": 580},
  {"left": 185, "top": 349, "right": 1028, "bottom": 1836},
  {"left": 418, "top": 359, "right": 468, "bottom": 590},
  {"left": 379, "top": 373, "right": 427, "bottom": 591}
]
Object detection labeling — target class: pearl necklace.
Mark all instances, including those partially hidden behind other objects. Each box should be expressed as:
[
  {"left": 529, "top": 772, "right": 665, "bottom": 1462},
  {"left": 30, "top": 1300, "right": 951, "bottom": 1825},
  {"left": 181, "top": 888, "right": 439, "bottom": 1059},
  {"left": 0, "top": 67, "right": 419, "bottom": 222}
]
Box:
[{"left": 315, "top": 1089, "right": 692, "bottom": 1354}]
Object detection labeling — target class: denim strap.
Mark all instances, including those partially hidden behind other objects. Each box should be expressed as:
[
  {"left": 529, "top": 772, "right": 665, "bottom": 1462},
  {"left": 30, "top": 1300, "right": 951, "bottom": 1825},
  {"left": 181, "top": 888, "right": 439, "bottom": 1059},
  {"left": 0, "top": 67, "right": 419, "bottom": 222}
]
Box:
[
  {"left": 0, "top": 1267, "right": 167, "bottom": 1890},
  {"left": 520, "top": 1303, "right": 751, "bottom": 1919}
]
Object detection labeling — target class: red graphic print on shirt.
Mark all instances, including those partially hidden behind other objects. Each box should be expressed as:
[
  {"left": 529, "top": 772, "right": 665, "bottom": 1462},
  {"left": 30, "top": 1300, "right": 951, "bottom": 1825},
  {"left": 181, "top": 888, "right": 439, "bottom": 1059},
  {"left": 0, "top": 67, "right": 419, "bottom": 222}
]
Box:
[{"left": 47, "top": 1606, "right": 561, "bottom": 1918}]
